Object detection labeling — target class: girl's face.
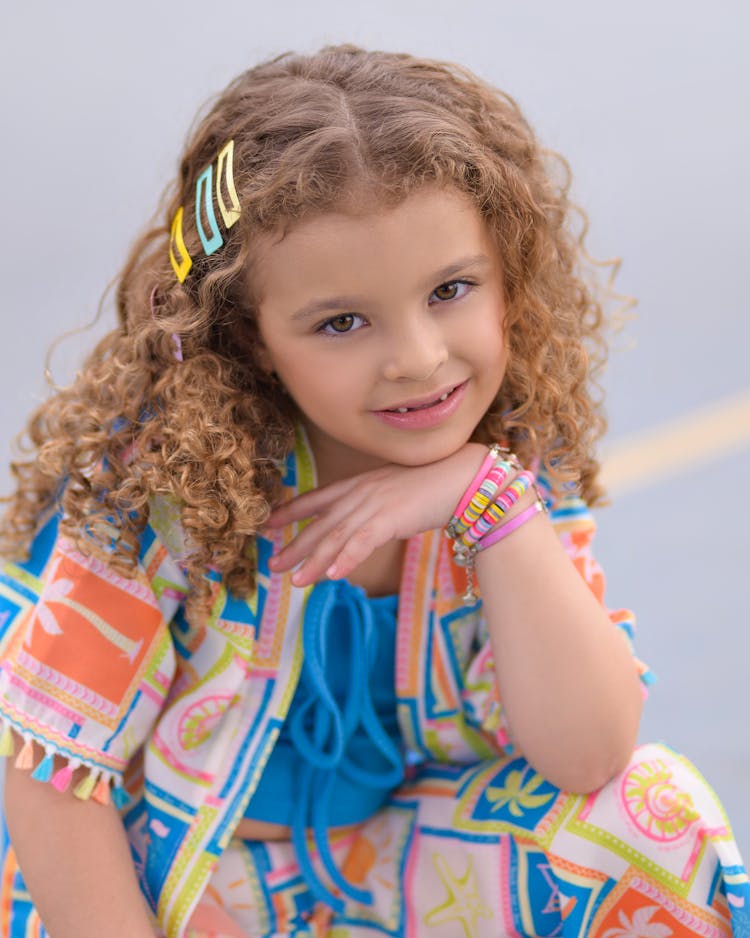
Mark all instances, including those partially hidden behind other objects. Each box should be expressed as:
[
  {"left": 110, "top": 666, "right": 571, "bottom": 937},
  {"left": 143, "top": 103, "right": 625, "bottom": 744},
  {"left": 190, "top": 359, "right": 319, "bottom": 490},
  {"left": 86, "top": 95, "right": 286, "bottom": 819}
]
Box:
[{"left": 254, "top": 186, "right": 508, "bottom": 483}]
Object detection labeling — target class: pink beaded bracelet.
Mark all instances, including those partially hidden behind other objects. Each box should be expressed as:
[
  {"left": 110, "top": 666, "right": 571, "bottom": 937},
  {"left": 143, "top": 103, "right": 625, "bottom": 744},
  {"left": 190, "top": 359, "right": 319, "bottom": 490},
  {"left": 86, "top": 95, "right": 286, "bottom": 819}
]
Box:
[
  {"left": 446, "top": 444, "right": 504, "bottom": 538},
  {"left": 445, "top": 449, "right": 547, "bottom": 600},
  {"left": 450, "top": 496, "right": 545, "bottom": 602},
  {"left": 459, "top": 469, "right": 535, "bottom": 548},
  {"left": 451, "top": 459, "right": 515, "bottom": 537}
]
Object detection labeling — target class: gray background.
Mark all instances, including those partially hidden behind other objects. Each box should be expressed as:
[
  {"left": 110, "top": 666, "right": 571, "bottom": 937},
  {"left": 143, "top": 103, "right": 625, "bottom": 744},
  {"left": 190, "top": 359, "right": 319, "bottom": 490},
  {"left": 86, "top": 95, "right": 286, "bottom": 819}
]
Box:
[{"left": 1, "top": 0, "right": 748, "bottom": 857}]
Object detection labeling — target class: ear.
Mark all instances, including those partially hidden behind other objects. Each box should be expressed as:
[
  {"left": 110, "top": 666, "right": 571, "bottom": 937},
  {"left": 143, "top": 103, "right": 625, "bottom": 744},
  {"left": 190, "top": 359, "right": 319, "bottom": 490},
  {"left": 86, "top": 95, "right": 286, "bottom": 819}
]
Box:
[
  {"left": 238, "top": 315, "right": 274, "bottom": 375},
  {"left": 255, "top": 342, "right": 275, "bottom": 376}
]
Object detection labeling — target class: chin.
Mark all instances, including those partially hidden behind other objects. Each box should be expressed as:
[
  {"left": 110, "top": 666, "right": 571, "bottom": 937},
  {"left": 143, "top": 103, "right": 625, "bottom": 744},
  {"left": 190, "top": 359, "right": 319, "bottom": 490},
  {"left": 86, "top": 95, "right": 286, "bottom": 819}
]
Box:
[{"left": 380, "top": 435, "right": 469, "bottom": 467}]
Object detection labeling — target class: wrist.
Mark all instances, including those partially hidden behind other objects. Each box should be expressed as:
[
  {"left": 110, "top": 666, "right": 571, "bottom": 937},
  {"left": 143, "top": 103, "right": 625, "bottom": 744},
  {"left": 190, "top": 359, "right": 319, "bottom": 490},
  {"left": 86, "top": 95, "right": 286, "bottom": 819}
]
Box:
[{"left": 444, "top": 444, "right": 544, "bottom": 601}]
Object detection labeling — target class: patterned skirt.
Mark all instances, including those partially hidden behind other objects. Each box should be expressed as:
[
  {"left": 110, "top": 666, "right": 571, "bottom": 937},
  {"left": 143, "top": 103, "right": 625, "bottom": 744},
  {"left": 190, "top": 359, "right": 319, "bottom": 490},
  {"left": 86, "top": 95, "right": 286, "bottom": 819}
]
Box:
[{"left": 4, "top": 743, "right": 749, "bottom": 937}]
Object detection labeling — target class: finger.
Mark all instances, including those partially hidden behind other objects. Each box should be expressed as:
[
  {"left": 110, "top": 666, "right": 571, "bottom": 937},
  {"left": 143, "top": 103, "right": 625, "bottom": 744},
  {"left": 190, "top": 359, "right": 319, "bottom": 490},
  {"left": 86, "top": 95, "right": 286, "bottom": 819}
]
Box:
[
  {"left": 323, "top": 520, "right": 398, "bottom": 581},
  {"left": 291, "top": 512, "right": 394, "bottom": 587},
  {"left": 266, "top": 475, "right": 362, "bottom": 527},
  {"left": 269, "top": 495, "right": 379, "bottom": 573}
]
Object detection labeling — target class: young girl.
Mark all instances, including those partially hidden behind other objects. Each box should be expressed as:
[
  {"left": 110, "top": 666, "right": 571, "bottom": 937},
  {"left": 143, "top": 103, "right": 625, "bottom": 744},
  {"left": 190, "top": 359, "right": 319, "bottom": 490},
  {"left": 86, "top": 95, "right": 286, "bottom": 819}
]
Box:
[{"left": 0, "top": 45, "right": 747, "bottom": 938}]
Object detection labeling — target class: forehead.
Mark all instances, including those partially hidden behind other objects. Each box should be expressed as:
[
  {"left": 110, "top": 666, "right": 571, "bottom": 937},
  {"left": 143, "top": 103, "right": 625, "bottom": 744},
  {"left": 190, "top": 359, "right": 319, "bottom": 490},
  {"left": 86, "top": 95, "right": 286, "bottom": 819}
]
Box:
[{"left": 251, "top": 187, "right": 496, "bottom": 303}]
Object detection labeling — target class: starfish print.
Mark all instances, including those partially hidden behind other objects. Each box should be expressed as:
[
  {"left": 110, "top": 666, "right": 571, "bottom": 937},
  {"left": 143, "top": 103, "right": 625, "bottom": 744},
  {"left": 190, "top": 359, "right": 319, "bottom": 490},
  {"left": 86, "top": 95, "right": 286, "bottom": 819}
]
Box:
[{"left": 424, "top": 853, "right": 493, "bottom": 938}]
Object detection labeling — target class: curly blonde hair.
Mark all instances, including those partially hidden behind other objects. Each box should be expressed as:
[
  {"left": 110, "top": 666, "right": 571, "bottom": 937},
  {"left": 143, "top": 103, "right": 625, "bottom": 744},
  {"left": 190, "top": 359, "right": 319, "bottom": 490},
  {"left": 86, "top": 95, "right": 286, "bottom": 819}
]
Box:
[{"left": 1, "top": 44, "right": 615, "bottom": 604}]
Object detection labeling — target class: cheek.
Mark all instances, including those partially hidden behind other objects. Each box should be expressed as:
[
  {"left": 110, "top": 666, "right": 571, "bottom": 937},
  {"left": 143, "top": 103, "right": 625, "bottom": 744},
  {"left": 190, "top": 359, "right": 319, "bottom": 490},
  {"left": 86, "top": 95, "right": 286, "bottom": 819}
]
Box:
[
  {"left": 476, "top": 323, "right": 509, "bottom": 391},
  {"left": 469, "top": 308, "right": 507, "bottom": 365},
  {"left": 275, "top": 346, "right": 354, "bottom": 403}
]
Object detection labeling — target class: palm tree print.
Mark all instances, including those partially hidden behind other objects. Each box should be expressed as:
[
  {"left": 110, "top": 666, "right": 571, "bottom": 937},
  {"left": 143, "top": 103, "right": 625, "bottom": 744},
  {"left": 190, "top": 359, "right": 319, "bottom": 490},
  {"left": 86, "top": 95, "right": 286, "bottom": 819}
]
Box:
[
  {"left": 30, "top": 578, "right": 143, "bottom": 662},
  {"left": 485, "top": 765, "right": 555, "bottom": 817},
  {"left": 602, "top": 905, "right": 673, "bottom": 938}
]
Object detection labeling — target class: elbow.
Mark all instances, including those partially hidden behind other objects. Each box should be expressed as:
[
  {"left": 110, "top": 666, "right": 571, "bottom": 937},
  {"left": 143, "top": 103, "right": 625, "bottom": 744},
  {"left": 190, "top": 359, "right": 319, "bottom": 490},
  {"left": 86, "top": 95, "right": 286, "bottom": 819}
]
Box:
[
  {"left": 533, "top": 694, "right": 644, "bottom": 795},
  {"left": 561, "top": 746, "right": 636, "bottom": 795},
  {"left": 539, "top": 744, "right": 636, "bottom": 796}
]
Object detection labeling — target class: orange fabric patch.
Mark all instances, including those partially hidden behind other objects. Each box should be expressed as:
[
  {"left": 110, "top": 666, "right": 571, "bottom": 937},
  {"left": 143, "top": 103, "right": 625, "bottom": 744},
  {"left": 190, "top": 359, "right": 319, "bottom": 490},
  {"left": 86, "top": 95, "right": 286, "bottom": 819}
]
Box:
[{"left": 23, "top": 550, "right": 163, "bottom": 703}]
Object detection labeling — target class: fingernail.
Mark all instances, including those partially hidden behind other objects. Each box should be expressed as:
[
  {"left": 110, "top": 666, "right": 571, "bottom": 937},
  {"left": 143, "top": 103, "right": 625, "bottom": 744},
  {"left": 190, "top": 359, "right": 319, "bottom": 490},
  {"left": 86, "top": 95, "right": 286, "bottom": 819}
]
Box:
[{"left": 325, "top": 564, "right": 338, "bottom": 579}]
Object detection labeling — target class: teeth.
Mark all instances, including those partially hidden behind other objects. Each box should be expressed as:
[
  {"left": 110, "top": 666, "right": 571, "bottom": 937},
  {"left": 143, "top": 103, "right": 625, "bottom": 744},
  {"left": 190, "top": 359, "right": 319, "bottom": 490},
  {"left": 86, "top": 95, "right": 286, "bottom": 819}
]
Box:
[{"left": 391, "top": 388, "right": 453, "bottom": 413}]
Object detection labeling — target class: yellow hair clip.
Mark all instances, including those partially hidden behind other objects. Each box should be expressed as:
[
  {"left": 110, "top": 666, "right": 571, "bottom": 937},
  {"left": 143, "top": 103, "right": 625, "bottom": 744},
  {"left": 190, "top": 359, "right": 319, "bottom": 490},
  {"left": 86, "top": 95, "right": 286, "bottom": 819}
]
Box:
[
  {"left": 216, "top": 139, "right": 241, "bottom": 229},
  {"left": 169, "top": 207, "right": 193, "bottom": 283}
]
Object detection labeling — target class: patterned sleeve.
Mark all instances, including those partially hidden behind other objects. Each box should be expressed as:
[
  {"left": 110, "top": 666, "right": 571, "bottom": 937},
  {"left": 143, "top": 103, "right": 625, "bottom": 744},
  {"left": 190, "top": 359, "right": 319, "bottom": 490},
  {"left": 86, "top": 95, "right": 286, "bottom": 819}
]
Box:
[
  {"left": 461, "top": 484, "right": 655, "bottom": 756},
  {"left": 0, "top": 506, "right": 188, "bottom": 806}
]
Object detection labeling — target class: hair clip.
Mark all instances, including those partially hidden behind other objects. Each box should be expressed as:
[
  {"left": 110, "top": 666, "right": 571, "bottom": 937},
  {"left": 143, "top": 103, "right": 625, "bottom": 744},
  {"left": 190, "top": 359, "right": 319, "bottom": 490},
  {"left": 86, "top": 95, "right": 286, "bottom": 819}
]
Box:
[
  {"left": 168, "top": 138, "right": 241, "bottom": 282},
  {"left": 169, "top": 207, "right": 193, "bottom": 283},
  {"left": 216, "top": 139, "right": 241, "bottom": 228},
  {"left": 195, "top": 164, "right": 223, "bottom": 255}
]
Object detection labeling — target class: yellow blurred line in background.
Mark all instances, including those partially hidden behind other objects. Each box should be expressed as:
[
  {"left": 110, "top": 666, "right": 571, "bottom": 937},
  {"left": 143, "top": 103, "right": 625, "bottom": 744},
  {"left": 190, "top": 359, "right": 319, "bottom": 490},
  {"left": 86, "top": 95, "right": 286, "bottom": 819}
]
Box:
[{"left": 601, "top": 389, "right": 750, "bottom": 497}]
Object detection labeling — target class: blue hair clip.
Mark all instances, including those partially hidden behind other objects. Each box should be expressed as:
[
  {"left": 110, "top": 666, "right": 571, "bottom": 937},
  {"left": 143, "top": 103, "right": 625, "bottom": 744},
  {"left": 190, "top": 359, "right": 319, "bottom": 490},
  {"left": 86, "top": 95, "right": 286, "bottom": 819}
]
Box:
[{"left": 195, "top": 164, "right": 223, "bottom": 256}]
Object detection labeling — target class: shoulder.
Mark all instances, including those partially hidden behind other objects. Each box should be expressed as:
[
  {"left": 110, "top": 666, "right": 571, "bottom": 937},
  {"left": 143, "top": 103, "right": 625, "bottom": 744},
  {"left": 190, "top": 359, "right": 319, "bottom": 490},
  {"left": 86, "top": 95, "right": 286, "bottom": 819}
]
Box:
[{"left": 536, "top": 470, "right": 597, "bottom": 539}]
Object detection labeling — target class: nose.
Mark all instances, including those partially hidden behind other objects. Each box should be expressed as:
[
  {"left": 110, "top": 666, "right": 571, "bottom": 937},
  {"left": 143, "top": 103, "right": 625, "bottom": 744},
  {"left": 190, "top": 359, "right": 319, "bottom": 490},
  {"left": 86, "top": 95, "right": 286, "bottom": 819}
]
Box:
[{"left": 381, "top": 314, "right": 449, "bottom": 383}]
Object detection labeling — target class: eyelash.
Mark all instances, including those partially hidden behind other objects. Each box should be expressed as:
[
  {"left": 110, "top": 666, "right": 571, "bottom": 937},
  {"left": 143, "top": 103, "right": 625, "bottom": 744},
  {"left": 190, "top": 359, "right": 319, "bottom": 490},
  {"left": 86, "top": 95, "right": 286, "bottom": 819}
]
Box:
[{"left": 315, "top": 279, "right": 476, "bottom": 337}]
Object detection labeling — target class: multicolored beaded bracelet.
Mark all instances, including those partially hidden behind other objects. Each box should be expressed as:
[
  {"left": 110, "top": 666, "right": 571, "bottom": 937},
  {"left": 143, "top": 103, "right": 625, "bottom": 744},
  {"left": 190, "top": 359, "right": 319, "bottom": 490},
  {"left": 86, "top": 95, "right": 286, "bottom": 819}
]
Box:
[
  {"left": 450, "top": 495, "right": 545, "bottom": 601},
  {"left": 445, "top": 444, "right": 504, "bottom": 538},
  {"left": 458, "top": 469, "right": 535, "bottom": 548},
  {"left": 446, "top": 450, "right": 521, "bottom": 540},
  {"left": 451, "top": 460, "right": 515, "bottom": 537},
  {"left": 445, "top": 445, "right": 548, "bottom": 601}
]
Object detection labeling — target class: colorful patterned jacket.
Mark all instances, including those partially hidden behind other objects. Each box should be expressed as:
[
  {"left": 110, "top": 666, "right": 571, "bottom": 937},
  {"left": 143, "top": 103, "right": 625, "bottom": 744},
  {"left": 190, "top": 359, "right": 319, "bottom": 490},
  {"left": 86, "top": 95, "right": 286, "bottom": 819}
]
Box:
[{"left": 0, "top": 429, "right": 649, "bottom": 937}]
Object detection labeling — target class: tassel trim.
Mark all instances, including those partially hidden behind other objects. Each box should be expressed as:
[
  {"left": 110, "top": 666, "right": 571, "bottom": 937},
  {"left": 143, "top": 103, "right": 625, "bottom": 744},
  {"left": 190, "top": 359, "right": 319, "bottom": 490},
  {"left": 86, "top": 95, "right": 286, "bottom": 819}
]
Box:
[
  {"left": 15, "top": 738, "right": 34, "bottom": 770},
  {"left": 0, "top": 717, "right": 130, "bottom": 808},
  {"left": 51, "top": 763, "right": 75, "bottom": 792},
  {"left": 31, "top": 750, "right": 55, "bottom": 782},
  {"left": 0, "top": 723, "right": 15, "bottom": 757}
]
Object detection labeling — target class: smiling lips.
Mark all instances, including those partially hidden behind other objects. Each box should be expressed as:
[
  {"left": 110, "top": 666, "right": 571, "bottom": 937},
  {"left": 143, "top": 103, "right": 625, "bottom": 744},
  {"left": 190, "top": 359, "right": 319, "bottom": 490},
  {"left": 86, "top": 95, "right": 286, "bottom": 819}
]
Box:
[
  {"left": 373, "top": 381, "right": 468, "bottom": 429},
  {"left": 382, "top": 382, "right": 463, "bottom": 413}
]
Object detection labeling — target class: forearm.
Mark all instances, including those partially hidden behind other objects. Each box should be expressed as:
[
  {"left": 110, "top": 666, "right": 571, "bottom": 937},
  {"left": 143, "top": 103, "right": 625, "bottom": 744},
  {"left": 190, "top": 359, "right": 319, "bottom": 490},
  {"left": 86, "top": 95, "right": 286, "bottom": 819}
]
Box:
[
  {"left": 4, "top": 759, "right": 157, "bottom": 938},
  {"left": 476, "top": 506, "right": 643, "bottom": 794}
]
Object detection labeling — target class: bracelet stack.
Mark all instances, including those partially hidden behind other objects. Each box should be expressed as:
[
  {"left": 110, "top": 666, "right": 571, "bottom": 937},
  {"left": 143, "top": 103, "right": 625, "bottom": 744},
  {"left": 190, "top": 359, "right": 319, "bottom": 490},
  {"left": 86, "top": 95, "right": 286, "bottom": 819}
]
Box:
[{"left": 446, "top": 445, "right": 546, "bottom": 602}]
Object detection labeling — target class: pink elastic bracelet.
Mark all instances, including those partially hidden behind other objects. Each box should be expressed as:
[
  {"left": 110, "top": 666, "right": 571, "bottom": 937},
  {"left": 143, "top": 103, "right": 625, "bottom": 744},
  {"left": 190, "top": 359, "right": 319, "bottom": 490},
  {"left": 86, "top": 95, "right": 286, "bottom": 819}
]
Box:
[
  {"left": 446, "top": 444, "right": 502, "bottom": 534},
  {"left": 474, "top": 499, "right": 544, "bottom": 552}
]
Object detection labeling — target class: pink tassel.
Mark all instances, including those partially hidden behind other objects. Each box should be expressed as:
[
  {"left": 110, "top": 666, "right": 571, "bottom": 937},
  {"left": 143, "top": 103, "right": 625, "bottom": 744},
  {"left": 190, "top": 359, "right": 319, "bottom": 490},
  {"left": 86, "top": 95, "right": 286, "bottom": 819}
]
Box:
[
  {"left": 92, "top": 777, "right": 111, "bottom": 805},
  {"left": 14, "top": 738, "right": 34, "bottom": 770},
  {"left": 51, "top": 763, "right": 75, "bottom": 793}
]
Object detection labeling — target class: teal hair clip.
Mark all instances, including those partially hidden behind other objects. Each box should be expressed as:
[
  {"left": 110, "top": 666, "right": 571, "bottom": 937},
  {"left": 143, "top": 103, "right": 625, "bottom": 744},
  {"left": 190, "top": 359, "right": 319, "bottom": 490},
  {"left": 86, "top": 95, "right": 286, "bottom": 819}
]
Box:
[{"left": 195, "top": 164, "right": 223, "bottom": 256}]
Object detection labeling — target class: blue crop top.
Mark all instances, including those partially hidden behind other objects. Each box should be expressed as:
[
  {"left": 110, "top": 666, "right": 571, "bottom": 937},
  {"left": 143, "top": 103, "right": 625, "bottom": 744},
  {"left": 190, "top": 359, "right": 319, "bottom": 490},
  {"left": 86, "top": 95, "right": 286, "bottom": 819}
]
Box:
[{"left": 244, "top": 578, "right": 404, "bottom": 911}]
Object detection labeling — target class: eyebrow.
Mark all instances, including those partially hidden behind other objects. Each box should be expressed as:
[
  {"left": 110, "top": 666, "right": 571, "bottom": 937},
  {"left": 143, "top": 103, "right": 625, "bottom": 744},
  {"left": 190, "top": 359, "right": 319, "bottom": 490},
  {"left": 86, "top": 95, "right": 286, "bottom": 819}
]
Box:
[{"left": 290, "top": 253, "right": 492, "bottom": 321}]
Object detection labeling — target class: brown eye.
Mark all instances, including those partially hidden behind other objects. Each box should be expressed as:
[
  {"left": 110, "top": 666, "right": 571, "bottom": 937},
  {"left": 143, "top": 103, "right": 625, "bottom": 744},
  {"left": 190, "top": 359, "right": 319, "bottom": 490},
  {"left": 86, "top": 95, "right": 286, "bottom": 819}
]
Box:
[
  {"left": 318, "top": 312, "right": 367, "bottom": 336},
  {"left": 433, "top": 282, "right": 460, "bottom": 301},
  {"left": 329, "top": 314, "right": 355, "bottom": 333}
]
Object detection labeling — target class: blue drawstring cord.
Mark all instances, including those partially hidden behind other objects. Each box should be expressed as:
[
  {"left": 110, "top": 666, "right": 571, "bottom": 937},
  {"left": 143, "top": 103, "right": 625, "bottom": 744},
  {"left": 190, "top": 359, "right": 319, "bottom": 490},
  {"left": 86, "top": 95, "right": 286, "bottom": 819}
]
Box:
[{"left": 288, "top": 580, "right": 404, "bottom": 913}]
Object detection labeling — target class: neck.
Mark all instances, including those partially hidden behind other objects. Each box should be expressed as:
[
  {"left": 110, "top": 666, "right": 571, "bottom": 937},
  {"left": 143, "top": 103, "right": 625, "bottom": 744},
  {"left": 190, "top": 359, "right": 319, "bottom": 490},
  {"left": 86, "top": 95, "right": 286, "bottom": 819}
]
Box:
[{"left": 300, "top": 419, "right": 389, "bottom": 488}]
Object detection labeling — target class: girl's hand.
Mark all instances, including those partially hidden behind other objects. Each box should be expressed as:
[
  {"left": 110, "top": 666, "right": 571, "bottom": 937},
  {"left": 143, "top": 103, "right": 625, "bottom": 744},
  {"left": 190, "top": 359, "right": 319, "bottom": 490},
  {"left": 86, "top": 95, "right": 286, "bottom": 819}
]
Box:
[{"left": 266, "top": 442, "right": 487, "bottom": 586}]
